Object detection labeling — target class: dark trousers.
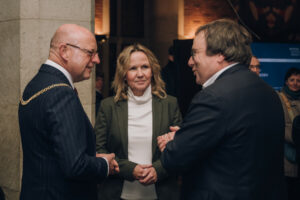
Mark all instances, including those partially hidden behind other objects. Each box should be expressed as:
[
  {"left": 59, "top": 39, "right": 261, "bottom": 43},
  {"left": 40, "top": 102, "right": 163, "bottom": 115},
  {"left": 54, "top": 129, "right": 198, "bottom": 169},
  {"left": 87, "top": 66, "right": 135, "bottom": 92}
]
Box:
[
  {"left": 286, "top": 176, "right": 300, "bottom": 200},
  {"left": 0, "top": 187, "right": 5, "bottom": 200}
]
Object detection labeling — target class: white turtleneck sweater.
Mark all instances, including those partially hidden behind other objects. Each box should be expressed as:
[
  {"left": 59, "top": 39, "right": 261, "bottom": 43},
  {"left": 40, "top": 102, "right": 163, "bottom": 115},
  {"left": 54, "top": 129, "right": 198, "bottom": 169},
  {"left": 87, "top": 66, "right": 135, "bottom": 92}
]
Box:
[{"left": 121, "top": 85, "right": 157, "bottom": 200}]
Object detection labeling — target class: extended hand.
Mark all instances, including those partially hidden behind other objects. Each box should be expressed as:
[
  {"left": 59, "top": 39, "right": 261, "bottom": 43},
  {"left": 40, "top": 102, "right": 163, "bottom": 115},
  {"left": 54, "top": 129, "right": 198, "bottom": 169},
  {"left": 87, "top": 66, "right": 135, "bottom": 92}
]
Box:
[
  {"left": 157, "top": 126, "right": 180, "bottom": 152},
  {"left": 96, "top": 153, "right": 120, "bottom": 175}
]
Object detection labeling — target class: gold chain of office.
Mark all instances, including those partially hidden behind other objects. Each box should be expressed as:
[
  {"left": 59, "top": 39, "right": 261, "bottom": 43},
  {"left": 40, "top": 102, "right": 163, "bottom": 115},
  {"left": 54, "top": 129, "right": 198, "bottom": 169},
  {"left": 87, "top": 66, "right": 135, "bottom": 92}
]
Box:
[{"left": 20, "top": 83, "right": 71, "bottom": 106}]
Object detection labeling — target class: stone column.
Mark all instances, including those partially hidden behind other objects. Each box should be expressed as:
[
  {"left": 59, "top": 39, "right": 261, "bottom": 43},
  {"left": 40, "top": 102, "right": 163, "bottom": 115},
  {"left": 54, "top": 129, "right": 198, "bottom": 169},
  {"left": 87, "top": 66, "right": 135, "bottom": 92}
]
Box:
[{"left": 0, "top": 0, "right": 95, "bottom": 199}]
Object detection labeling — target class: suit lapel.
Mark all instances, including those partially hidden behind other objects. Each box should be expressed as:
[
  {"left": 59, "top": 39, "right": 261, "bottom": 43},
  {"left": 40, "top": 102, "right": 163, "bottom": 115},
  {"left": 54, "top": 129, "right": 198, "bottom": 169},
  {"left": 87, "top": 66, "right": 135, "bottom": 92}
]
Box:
[
  {"left": 116, "top": 100, "right": 129, "bottom": 157},
  {"left": 152, "top": 96, "right": 162, "bottom": 155}
]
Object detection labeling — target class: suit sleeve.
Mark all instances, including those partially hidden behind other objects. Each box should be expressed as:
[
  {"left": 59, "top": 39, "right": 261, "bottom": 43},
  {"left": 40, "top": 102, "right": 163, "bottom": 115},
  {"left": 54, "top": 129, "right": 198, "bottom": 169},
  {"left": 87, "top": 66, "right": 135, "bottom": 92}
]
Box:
[
  {"left": 153, "top": 97, "right": 182, "bottom": 181},
  {"left": 161, "top": 91, "right": 226, "bottom": 173},
  {"left": 46, "top": 87, "right": 107, "bottom": 181},
  {"left": 169, "top": 97, "right": 183, "bottom": 127},
  {"left": 94, "top": 100, "right": 138, "bottom": 181}
]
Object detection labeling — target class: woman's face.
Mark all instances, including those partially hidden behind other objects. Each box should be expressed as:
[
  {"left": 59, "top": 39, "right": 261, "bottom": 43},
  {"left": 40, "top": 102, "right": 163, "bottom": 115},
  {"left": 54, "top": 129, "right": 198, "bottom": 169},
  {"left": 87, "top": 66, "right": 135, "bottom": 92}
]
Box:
[
  {"left": 286, "top": 74, "right": 300, "bottom": 92},
  {"left": 126, "top": 51, "right": 152, "bottom": 96}
]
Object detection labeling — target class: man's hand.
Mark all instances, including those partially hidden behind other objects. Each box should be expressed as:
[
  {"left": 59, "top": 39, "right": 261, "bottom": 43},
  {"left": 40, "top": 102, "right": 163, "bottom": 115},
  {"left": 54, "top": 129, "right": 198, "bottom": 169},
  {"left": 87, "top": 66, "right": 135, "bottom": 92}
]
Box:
[
  {"left": 169, "top": 125, "right": 180, "bottom": 133},
  {"left": 157, "top": 126, "right": 180, "bottom": 152},
  {"left": 96, "top": 153, "right": 120, "bottom": 175}
]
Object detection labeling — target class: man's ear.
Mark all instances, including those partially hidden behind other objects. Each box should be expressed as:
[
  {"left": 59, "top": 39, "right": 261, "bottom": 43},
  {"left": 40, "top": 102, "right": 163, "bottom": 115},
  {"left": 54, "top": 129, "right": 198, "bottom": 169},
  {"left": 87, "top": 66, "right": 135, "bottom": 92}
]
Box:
[
  {"left": 217, "top": 54, "right": 225, "bottom": 63},
  {"left": 58, "top": 43, "right": 69, "bottom": 61}
]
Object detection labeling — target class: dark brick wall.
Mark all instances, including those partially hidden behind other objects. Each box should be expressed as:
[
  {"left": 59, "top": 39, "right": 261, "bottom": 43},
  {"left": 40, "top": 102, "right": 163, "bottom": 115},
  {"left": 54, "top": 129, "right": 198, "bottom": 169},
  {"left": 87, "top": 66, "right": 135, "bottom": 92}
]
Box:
[{"left": 184, "top": 0, "right": 236, "bottom": 37}]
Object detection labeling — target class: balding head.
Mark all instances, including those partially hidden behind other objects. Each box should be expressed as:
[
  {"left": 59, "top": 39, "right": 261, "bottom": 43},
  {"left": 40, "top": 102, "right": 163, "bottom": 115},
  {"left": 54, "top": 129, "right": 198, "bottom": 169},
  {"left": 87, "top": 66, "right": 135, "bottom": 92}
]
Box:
[
  {"left": 48, "top": 24, "right": 100, "bottom": 83},
  {"left": 50, "top": 24, "right": 95, "bottom": 49}
]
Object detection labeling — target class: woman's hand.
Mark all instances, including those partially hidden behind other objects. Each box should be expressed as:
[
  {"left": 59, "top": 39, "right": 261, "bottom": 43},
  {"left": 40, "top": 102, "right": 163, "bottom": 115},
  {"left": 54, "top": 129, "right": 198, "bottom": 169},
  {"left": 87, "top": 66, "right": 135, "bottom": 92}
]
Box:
[
  {"left": 133, "top": 164, "right": 152, "bottom": 180},
  {"left": 138, "top": 167, "right": 157, "bottom": 186}
]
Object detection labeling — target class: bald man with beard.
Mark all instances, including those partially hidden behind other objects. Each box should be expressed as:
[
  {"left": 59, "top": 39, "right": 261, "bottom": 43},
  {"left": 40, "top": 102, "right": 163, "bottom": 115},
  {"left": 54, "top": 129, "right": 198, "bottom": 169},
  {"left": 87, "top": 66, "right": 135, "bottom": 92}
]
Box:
[{"left": 18, "top": 24, "right": 119, "bottom": 200}]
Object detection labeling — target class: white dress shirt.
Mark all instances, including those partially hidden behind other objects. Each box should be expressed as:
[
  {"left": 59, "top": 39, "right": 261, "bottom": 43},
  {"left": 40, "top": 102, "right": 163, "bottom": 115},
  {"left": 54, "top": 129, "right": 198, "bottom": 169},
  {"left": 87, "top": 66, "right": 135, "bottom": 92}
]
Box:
[
  {"left": 202, "top": 63, "right": 238, "bottom": 89},
  {"left": 45, "top": 59, "right": 75, "bottom": 89}
]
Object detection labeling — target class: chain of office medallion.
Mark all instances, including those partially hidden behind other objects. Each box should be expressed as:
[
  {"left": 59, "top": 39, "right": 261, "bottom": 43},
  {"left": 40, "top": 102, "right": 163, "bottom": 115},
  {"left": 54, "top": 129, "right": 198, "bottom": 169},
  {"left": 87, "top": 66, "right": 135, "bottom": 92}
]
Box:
[{"left": 20, "top": 83, "right": 71, "bottom": 106}]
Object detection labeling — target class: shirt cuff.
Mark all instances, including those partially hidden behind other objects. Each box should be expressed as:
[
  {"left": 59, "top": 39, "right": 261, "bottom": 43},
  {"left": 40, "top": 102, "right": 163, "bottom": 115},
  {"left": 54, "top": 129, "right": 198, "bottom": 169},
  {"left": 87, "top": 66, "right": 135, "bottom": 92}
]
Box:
[{"left": 102, "top": 157, "right": 109, "bottom": 176}]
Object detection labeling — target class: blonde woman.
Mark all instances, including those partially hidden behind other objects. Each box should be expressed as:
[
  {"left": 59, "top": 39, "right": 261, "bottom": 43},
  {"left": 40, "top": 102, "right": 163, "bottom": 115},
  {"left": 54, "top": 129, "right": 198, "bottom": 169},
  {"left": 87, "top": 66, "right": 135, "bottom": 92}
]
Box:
[{"left": 95, "top": 43, "right": 182, "bottom": 200}]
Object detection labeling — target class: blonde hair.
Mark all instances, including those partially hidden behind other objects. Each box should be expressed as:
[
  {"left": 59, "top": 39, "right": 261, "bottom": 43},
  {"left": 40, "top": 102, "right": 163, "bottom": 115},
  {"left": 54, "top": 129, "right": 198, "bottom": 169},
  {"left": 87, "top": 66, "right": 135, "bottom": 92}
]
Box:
[{"left": 112, "top": 43, "right": 166, "bottom": 102}]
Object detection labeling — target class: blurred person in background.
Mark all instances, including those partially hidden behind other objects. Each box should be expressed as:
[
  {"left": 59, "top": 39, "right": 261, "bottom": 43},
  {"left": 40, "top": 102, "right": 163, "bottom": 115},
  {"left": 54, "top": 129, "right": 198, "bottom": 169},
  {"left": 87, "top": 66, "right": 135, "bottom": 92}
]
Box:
[
  {"left": 278, "top": 67, "right": 300, "bottom": 200},
  {"left": 249, "top": 56, "right": 261, "bottom": 76},
  {"left": 161, "top": 45, "right": 177, "bottom": 96},
  {"left": 95, "top": 73, "right": 104, "bottom": 116}
]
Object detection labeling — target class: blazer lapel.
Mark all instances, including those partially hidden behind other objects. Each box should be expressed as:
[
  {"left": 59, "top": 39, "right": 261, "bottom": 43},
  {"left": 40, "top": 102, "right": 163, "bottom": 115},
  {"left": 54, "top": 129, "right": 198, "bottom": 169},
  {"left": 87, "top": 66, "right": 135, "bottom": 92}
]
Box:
[
  {"left": 152, "top": 96, "right": 162, "bottom": 155},
  {"left": 116, "top": 100, "right": 129, "bottom": 157}
]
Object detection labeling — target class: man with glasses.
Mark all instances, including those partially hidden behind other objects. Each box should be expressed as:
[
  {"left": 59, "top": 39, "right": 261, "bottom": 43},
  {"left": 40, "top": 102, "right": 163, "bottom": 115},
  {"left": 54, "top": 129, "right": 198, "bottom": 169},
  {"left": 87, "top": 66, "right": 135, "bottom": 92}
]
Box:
[
  {"left": 158, "top": 19, "right": 285, "bottom": 200},
  {"left": 19, "top": 24, "right": 119, "bottom": 200},
  {"left": 249, "top": 56, "right": 261, "bottom": 76}
]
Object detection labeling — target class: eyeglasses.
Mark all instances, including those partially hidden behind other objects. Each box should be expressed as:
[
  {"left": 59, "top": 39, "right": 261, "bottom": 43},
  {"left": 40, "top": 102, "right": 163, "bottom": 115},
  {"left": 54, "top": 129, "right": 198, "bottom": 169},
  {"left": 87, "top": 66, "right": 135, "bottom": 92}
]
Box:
[
  {"left": 191, "top": 49, "right": 201, "bottom": 59},
  {"left": 191, "top": 49, "right": 198, "bottom": 59},
  {"left": 249, "top": 65, "right": 261, "bottom": 70},
  {"left": 66, "top": 43, "right": 98, "bottom": 58}
]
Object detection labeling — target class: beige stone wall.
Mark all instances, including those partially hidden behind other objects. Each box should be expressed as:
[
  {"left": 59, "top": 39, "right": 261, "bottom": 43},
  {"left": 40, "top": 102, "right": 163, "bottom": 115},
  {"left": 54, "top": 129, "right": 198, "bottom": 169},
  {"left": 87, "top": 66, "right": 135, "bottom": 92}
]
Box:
[
  {"left": 0, "top": 0, "right": 95, "bottom": 199},
  {"left": 0, "top": 1, "right": 22, "bottom": 199}
]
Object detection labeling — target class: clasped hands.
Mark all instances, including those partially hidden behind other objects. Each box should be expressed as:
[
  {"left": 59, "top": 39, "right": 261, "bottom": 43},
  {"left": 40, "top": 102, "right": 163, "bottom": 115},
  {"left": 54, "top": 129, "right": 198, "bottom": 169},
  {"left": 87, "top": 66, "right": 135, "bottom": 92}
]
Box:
[
  {"left": 157, "top": 126, "right": 180, "bottom": 152},
  {"left": 96, "top": 153, "right": 120, "bottom": 175},
  {"left": 133, "top": 164, "right": 157, "bottom": 186}
]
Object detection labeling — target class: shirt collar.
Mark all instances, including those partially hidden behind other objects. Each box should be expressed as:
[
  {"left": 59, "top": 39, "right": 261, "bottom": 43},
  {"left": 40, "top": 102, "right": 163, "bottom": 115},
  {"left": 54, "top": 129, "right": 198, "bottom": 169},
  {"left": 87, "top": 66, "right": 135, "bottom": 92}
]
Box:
[
  {"left": 202, "top": 63, "right": 238, "bottom": 89},
  {"left": 45, "top": 59, "right": 74, "bottom": 89}
]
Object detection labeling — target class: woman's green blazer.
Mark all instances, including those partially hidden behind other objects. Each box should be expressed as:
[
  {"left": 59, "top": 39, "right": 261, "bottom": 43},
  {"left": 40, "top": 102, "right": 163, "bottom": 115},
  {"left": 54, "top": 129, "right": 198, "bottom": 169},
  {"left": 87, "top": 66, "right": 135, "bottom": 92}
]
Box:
[{"left": 94, "top": 95, "right": 182, "bottom": 200}]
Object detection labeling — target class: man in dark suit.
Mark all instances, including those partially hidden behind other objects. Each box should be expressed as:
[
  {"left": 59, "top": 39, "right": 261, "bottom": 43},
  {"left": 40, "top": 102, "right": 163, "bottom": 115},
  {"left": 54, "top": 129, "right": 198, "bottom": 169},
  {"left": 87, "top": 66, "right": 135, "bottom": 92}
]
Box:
[
  {"left": 18, "top": 24, "right": 119, "bottom": 200},
  {"left": 158, "top": 19, "right": 285, "bottom": 200}
]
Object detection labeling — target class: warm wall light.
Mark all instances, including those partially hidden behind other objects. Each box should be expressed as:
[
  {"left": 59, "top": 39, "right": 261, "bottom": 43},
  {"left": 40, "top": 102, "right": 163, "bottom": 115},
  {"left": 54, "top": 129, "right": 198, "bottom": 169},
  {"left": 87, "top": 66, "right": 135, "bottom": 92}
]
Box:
[
  {"left": 183, "top": 1, "right": 212, "bottom": 39},
  {"left": 95, "top": 0, "right": 103, "bottom": 34},
  {"left": 95, "top": 0, "right": 110, "bottom": 35},
  {"left": 181, "top": 0, "right": 234, "bottom": 39},
  {"left": 179, "top": 0, "right": 203, "bottom": 39}
]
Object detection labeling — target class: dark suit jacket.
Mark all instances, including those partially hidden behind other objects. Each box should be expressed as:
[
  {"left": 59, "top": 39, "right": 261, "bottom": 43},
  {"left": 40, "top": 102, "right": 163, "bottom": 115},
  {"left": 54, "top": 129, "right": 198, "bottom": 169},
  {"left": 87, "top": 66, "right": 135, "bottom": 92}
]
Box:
[
  {"left": 161, "top": 64, "right": 285, "bottom": 200},
  {"left": 18, "top": 64, "right": 108, "bottom": 200},
  {"left": 94, "top": 95, "right": 182, "bottom": 200}
]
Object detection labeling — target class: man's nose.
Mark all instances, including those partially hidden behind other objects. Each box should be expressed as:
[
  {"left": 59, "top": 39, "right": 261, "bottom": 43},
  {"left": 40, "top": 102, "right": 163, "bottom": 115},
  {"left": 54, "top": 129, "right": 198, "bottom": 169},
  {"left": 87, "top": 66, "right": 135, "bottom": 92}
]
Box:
[
  {"left": 92, "top": 54, "right": 100, "bottom": 64},
  {"left": 188, "top": 56, "right": 194, "bottom": 67}
]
